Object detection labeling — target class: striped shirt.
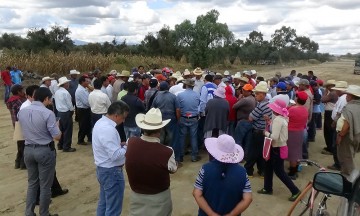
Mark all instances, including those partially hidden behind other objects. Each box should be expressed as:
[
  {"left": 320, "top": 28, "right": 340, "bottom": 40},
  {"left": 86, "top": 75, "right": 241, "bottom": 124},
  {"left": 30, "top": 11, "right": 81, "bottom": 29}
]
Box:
[
  {"left": 249, "top": 100, "right": 272, "bottom": 130},
  {"left": 75, "top": 85, "right": 90, "bottom": 108}
]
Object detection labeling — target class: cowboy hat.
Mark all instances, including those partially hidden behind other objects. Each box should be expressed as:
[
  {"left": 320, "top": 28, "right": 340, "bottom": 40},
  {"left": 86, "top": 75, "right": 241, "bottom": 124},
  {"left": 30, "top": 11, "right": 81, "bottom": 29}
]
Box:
[
  {"left": 135, "top": 108, "right": 170, "bottom": 130},
  {"left": 109, "top": 70, "right": 117, "bottom": 75},
  {"left": 183, "top": 78, "right": 195, "bottom": 87},
  {"left": 205, "top": 134, "right": 244, "bottom": 163},
  {"left": 250, "top": 70, "right": 257, "bottom": 75},
  {"left": 345, "top": 85, "right": 360, "bottom": 97},
  {"left": 268, "top": 98, "right": 289, "bottom": 117},
  {"left": 69, "top": 69, "right": 80, "bottom": 75},
  {"left": 41, "top": 76, "right": 53, "bottom": 83},
  {"left": 193, "top": 67, "right": 204, "bottom": 76},
  {"left": 224, "top": 70, "right": 230, "bottom": 76},
  {"left": 253, "top": 81, "right": 268, "bottom": 93},
  {"left": 239, "top": 77, "right": 249, "bottom": 83},
  {"left": 331, "top": 81, "right": 348, "bottom": 91},
  {"left": 117, "top": 70, "right": 130, "bottom": 77},
  {"left": 183, "top": 69, "right": 191, "bottom": 76},
  {"left": 57, "top": 76, "right": 71, "bottom": 86},
  {"left": 232, "top": 72, "right": 242, "bottom": 79},
  {"left": 243, "top": 70, "right": 252, "bottom": 76},
  {"left": 324, "top": 79, "right": 336, "bottom": 86},
  {"left": 214, "top": 87, "right": 226, "bottom": 98},
  {"left": 176, "top": 76, "right": 184, "bottom": 84}
]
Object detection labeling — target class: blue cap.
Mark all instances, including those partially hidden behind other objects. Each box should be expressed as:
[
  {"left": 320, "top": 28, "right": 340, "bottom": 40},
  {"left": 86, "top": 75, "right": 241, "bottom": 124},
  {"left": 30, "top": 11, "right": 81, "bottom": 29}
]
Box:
[
  {"left": 159, "top": 81, "right": 169, "bottom": 91},
  {"left": 276, "top": 82, "right": 287, "bottom": 91}
]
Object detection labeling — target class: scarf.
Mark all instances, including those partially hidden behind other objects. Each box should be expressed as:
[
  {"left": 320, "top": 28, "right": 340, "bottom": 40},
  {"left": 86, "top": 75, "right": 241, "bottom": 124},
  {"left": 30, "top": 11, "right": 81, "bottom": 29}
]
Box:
[{"left": 342, "top": 99, "right": 360, "bottom": 151}]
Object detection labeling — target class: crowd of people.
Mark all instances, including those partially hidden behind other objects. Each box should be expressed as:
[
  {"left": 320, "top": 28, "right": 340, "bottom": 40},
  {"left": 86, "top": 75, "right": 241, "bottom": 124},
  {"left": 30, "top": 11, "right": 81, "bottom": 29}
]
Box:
[{"left": 2, "top": 65, "right": 360, "bottom": 216}]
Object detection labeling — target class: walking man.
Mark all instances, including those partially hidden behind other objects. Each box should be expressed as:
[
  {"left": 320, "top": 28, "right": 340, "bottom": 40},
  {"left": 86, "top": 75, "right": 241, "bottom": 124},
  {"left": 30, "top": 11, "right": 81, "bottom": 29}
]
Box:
[
  {"left": 92, "top": 101, "right": 129, "bottom": 216},
  {"left": 1, "top": 66, "right": 12, "bottom": 103},
  {"left": 18, "top": 87, "right": 61, "bottom": 216},
  {"left": 126, "top": 108, "right": 177, "bottom": 216},
  {"left": 54, "top": 77, "right": 75, "bottom": 152}
]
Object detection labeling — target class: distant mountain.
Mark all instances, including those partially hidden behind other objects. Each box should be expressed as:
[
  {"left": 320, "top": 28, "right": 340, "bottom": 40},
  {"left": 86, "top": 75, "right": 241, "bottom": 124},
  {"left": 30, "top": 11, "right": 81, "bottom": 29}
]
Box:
[{"left": 73, "top": 39, "right": 88, "bottom": 46}]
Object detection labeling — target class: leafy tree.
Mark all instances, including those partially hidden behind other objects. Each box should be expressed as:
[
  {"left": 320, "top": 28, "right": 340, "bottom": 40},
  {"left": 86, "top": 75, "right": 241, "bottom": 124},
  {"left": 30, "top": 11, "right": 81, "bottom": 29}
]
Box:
[
  {"left": 25, "top": 28, "right": 51, "bottom": 53},
  {"left": 0, "top": 33, "right": 25, "bottom": 50},
  {"left": 48, "top": 25, "right": 74, "bottom": 54}
]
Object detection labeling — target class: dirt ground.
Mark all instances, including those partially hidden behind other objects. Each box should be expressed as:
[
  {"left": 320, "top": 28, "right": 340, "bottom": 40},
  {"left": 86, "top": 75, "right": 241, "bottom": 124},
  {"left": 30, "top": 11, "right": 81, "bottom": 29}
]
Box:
[{"left": 0, "top": 59, "right": 359, "bottom": 216}]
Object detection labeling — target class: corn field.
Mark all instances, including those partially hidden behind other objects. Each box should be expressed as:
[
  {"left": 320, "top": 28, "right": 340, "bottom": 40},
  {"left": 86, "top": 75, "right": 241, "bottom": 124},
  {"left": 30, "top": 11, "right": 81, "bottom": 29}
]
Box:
[
  {"left": 0, "top": 49, "right": 116, "bottom": 76},
  {"left": 0, "top": 49, "right": 191, "bottom": 76}
]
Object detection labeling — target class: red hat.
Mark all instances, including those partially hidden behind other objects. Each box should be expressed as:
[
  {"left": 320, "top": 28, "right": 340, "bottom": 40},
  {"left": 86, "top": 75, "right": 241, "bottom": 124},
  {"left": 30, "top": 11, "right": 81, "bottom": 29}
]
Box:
[
  {"left": 107, "top": 76, "right": 115, "bottom": 81},
  {"left": 156, "top": 74, "right": 167, "bottom": 81},
  {"left": 316, "top": 79, "right": 324, "bottom": 86},
  {"left": 296, "top": 91, "right": 308, "bottom": 101}
]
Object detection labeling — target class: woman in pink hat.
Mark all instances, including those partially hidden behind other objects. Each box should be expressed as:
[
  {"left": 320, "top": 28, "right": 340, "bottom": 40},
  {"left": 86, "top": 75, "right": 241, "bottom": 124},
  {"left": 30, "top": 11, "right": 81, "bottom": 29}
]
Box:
[
  {"left": 193, "top": 134, "right": 252, "bottom": 216},
  {"left": 257, "top": 99, "right": 301, "bottom": 201}
]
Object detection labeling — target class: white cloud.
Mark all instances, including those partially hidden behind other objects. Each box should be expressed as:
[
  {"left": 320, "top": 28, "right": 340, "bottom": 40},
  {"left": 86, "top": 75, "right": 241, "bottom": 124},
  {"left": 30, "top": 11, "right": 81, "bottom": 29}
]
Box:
[{"left": 0, "top": 0, "right": 359, "bottom": 54}]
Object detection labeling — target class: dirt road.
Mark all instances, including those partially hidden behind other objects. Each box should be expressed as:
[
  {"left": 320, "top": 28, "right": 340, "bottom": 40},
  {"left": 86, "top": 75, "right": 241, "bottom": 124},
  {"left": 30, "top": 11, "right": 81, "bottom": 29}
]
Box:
[{"left": 0, "top": 59, "right": 359, "bottom": 216}]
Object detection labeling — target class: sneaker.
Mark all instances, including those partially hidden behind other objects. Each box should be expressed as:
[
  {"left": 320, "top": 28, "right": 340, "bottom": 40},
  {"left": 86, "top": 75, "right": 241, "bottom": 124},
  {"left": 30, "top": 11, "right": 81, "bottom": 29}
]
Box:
[
  {"left": 327, "top": 164, "right": 340, "bottom": 171},
  {"left": 257, "top": 188, "right": 273, "bottom": 195},
  {"left": 63, "top": 147, "right": 76, "bottom": 152},
  {"left": 289, "top": 191, "right": 301, "bottom": 201},
  {"left": 321, "top": 149, "right": 333, "bottom": 155}
]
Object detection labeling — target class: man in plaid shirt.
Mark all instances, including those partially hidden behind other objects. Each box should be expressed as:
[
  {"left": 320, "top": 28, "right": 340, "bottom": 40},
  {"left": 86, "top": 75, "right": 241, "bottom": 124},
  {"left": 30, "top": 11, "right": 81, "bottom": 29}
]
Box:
[{"left": 6, "top": 84, "right": 26, "bottom": 169}]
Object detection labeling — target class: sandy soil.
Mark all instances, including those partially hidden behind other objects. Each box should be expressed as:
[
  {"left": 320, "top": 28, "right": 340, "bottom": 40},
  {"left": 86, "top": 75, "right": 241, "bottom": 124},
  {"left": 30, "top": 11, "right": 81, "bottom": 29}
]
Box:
[{"left": 0, "top": 59, "right": 359, "bottom": 216}]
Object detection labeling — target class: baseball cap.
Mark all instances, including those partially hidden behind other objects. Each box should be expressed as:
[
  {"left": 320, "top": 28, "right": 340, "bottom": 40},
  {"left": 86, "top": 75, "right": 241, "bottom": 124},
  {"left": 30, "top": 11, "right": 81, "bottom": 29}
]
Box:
[
  {"left": 243, "top": 84, "right": 253, "bottom": 91},
  {"left": 159, "top": 81, "right": 169, "bottom": 91},
  {"left": 149, "top": 78, "right": 158, "bottom": 88},
  {"left": 276, "top": 82, "right": 287, "bottom": 91},
  {"left": 296, "top": 91, "right": 308, "bottom": 101}
]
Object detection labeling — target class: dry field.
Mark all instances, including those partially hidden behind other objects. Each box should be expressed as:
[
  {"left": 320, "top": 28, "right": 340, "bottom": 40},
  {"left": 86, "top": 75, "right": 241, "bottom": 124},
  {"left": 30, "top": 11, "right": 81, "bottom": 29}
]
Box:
[{"left": 0, "top": 59, "right": 359, "bottom": 216}]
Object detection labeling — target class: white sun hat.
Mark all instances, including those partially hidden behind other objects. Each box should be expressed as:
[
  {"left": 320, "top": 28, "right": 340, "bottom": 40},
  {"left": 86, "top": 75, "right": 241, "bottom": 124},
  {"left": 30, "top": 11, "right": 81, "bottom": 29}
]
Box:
[
  {"left": 69, "top": 69, "right": 80, "bottom": 75},
  {"left": 135, "top": 108, "right": 171, "bottom": 130},
  {"left": 57, "top": 76, "right": 71, "bottom": 86}
]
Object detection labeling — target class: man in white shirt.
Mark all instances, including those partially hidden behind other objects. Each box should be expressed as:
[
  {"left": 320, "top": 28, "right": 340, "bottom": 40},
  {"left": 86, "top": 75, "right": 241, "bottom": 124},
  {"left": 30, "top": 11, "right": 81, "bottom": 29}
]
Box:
[
  {"left": 54, "top": 77, "right": 75, "bottom": 152},
  {"left": 100, "top": 76, "right": 111, "bottom": 99},
  {"left": 89, "top": 79, "right": 112, "bottom": 128},
  {"left": 92, "top": 100, "right": 129, "bottom": 216},
  {"left": 75, "top": 76, "right": 92, "bottom": 145},
  {"left": 192, "top": 67, "right": 204, "bottom": 94},
  {"left": 106, "top": 76, "right": 115, "bottom": 102},
  {"left": 40, "top": 76, "right": 53, "bottom": 88}
]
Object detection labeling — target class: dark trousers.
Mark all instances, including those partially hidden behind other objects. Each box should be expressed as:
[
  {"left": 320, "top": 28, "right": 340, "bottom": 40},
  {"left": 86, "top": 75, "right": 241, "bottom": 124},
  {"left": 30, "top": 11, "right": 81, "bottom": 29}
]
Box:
[
  {"left": 197, "top": 116, "right": 205, "bottom": 148},
  {"left": 77, "top": 108, "right": 92, "bottom": 143},
  {"left": 58, "top": 111, "right": 73, "bottom": 150},
  {"left": 91, "top": 112, "right": 103, "bottom": 129},
  {"left": 302, "top": 129, "right": 309, "bottom": 159},
  {"left": 315, "top": 112, "right": 322, "bottom": 129},
  {"left": 264, "top": 147, "right": 299, "bottom": 195},
  {"left": 308, "top": 113, "right": 320, "bottom": 141},
  {"left": 16, "top": 140, "right": 26, "bottom": 168},
  {"left": 115, "top": 123, "right": 127, "bottom": 142},
  {"left": 234, "top": 120, "right": 253, "bottom": 161},
  {"left": 323, "top": 111, "right": 335, "bottom": 152},
  {"left": 244, "top": 130, "right": 265, "bottom": 175},
  {"left": 52, "top": 98, "right": 58, "bottom": 117},
  {"left": 332, "top": 131, "right": 341, "bottom": 168}
]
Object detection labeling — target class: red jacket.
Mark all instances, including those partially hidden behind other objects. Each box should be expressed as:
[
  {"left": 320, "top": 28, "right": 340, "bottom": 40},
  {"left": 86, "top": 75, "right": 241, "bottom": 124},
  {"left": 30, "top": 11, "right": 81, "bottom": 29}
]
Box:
[
  {"left": 225, "top": 86, "right": 237, "bottom": 121},
  {"left": 1, "top": 70, "right": 12, "bottom": 86}
]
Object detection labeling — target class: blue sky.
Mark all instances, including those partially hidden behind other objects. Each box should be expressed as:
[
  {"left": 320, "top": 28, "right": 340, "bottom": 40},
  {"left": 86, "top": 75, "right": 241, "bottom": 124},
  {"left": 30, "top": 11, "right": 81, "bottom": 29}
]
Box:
[{"left": 0, "top": 0, "right": 360, "bottom": 54}]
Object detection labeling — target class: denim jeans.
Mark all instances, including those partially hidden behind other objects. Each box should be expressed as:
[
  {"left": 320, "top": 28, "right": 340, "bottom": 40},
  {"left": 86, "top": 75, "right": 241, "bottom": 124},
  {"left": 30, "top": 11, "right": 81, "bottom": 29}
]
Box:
[
  {"left": 160, "top": 118, "right": 176, "bottom": 146},
  {"left": 124, "top": 126, "right": 141, "bottom": 139},
  {"left": 4, "top": 85, "right": 11, "bottom": 103},
  {"left": 96, "top": 166, "right": 125, "bottom": 216},
  {"left": 24, "top": 145, "right": 56, "bottom": 216},
  {"left": 234, "top": 120, "right": 253, "bottom": 160},
  {"left": 179, "top": 117, "right": 199, "bottom": 160}
]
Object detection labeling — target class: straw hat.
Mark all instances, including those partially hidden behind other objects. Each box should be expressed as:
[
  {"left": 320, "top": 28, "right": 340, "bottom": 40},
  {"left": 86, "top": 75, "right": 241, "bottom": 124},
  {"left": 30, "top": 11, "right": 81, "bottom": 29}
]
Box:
[
  {"left": 183, "top": 69, "right": 191, "bottom": 76},
  {"left": 331, "top": 81, "right": 348, "bottom": 91},
  {"left": 41, "top": 76, "right": 53, "bottom": 83},
  {"left": 135, "top": 108, "right": 170, "bottom": 130},
  {"left": 69, "top": 69, "right": 80, "bottom": 75},
  {"left": 250, "top": 70, "right": 257, "bottom": 75},
  {"left": 324, "top": 79, "right": 336, "bottom": 86},
  {"left": 243, "top": 70, "right": 252, "bottom": 76},
  {"left": 109, "top": 70, "right": 117, "bottom": 75},
  {"left": 253, "top": 81, "right": 268, "bottom": 93},
  {"left": 117, "top": 70, "right": 130, "bottom": 77},
  {"left": 232, "top": 72, "right": 242, "bottom": 79},
  {"left": 345, "top": 85, "right": 360, "bottom": 97},
  {"left": 224, "top": 70, "right": 230, "bottom": 76},
  {"left": 205, "top": 134, "right": 244, "bottom": 163},
  {"left": 193, "top": 67, "right": 204, "bottom": 76},
  {"left": 239, "top": 77, "right": 249, "bottom": 83},
  {"left": 176, "top": 76, "right": 184, "bottom": 84},
  {"left": 57, "top": 77, "right": 71, "bottom": 86}
]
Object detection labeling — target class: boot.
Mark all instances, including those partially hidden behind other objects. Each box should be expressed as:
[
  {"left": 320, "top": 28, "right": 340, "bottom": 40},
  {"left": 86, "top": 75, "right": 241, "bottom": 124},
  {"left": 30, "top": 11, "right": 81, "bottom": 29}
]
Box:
[{"left": 15, "top": 160, "right": 20, "bottom": 169}]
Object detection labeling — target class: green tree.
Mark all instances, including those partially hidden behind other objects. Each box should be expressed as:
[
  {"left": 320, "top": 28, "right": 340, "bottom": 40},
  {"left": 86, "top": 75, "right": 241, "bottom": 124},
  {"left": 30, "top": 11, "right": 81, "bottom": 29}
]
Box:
[
  {"left": 25, "top": 28, "right": 51, "bottom": 53},
  {"left": 48, "top": 25, "right": 74, "bottom": 54},
  {"left": 0, "top": 33, "right": 25, "bottom": 50}
]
